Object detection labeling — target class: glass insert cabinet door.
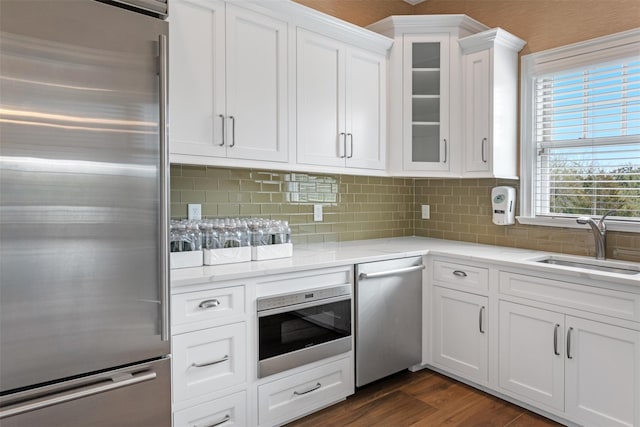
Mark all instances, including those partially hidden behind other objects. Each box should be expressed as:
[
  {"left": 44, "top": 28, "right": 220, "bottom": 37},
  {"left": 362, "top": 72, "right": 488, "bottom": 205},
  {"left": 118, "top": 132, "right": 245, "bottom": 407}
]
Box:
[{"left": 402, "top": 34, "right": 450, "bottom": 171}]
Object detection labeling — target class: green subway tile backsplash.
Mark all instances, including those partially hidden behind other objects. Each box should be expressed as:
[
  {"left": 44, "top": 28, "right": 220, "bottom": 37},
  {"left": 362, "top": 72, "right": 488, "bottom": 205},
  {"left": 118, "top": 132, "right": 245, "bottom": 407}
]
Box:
[
  {"left": 170, "top": 165, "right": 640, "bottom": 261},
  {"left": 170, "top": 165, "right": 415, "bottom": 244}
]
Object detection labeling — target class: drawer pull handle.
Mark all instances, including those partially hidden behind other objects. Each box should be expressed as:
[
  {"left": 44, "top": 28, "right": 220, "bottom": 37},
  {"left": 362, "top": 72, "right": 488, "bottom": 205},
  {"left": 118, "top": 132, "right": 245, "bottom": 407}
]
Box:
[
  {"left": 198, "top": 299, "right": 221, "bottom": 309},
  {"left": 198, "top": 414, "right": 231, "bottom": 427},
  {"left": 452, "top": 270, "right": 467, "bottom": 278},
  {"left": 567, "top": 327, "right": 574, "bottom": 359},
  {"left": 191, "top": 355, "right": 229, "bottom": 368},
  {"left": 479, "top": 306, "right": 485, "bottom": 333},
  {"left": 293, "top": 382, "right": 321, "bottom": 396},
  {"left": 554, "top": 324, "right": 560, "bottom": 356}
]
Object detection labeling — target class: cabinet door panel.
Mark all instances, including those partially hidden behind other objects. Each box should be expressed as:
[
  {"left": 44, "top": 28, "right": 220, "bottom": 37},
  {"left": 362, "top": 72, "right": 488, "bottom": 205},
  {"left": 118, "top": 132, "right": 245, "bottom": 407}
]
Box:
[
  {"left": 402, "top": 34, "right": 450, "bottom": 172},
  {"left": 296, "top": 29, "right": 346, "bottom": 167},
  {"left": 432, "top": 287, "right": 488, "bottom": 383},
  {"left": 345, "top": 49, "right": 385, "bottom": 170},
  {"left": 565, "top": 316, "right": 640, "bottom": 427},
  {"left": 498, "top": 301, "right": 564, "bottom": 411},
  {"left": 225, "top": 5, "right": 288, "bottom": 162},
  {"left": 169, "top": 0, "right": 225, "bottom": 156},
  {"left": 463, "top": 49, "right": 490, "bottom": 173}
]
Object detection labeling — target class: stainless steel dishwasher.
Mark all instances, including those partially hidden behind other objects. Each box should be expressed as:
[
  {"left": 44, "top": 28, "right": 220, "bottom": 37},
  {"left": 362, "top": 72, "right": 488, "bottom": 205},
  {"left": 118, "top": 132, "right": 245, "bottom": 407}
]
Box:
[{"left": 355, "top": 256, "right": 424, "bottom": 386}]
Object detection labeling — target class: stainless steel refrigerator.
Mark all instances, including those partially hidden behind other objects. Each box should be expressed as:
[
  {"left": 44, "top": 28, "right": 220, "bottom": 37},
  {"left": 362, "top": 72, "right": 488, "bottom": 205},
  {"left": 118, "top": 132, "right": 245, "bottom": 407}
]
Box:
[{"left": 0, "top": 1, "right": 171, "bottom": 425}]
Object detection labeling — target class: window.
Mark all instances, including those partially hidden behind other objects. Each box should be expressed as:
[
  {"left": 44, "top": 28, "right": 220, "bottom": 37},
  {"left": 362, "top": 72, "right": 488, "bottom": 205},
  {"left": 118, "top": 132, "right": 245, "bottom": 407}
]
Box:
[{"left": 520, "top": 29, "right": 640, "bottom": 232}]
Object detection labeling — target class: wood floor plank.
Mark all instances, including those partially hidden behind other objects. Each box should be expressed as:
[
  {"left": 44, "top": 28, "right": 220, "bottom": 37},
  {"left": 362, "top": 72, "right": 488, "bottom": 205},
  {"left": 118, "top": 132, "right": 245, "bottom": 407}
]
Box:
[
  {"left": 505, "top": 412, "right": 563, "bottom": 427},
  {"left": 286, "top": 369, "right": 563, "bottom": 427},
  {"left": 288, "top": 390, "right": 438, "bottom": 427}
]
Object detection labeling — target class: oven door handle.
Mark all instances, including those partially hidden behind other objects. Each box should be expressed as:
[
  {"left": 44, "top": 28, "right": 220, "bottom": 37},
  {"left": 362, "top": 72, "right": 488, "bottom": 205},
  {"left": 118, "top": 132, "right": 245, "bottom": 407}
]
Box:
[
  {"left": 358, "top": 264, "right": 425, "bottom": 281},
  {"left": 257, "top": 294, "right": 351, "bottom": 317}
]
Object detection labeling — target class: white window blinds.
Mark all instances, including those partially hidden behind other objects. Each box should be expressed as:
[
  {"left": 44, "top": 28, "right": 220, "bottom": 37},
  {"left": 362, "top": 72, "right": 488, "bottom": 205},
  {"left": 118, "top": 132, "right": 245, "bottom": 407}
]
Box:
[{"left": 534, "top": 58, "right": 640, "bottom": 219}]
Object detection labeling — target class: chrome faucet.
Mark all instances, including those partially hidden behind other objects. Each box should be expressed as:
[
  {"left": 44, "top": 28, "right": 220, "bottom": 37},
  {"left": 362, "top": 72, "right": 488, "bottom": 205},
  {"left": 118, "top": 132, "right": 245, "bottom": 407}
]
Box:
[{"left": 576, "top": 210, "right": 616, "bottom": 260}]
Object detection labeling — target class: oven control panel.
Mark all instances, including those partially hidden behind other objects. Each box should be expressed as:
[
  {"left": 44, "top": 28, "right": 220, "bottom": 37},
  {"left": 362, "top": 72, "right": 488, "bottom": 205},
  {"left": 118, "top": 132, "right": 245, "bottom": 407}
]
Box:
[{"left": 257, "top": 284, "right": 351, "bottom": 311}]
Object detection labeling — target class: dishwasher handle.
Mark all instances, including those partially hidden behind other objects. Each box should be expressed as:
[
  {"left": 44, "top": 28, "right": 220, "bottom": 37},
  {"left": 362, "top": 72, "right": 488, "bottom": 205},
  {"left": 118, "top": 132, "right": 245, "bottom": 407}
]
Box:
[{"left": 358, "top": 264, "right": 425, "bottom": 281}]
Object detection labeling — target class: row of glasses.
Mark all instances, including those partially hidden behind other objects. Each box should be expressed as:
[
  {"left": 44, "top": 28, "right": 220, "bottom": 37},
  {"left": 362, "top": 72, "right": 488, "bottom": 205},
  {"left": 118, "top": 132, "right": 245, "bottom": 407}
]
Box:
[{"left": 170, "top": 218, "right": 292, "bottom": 252}]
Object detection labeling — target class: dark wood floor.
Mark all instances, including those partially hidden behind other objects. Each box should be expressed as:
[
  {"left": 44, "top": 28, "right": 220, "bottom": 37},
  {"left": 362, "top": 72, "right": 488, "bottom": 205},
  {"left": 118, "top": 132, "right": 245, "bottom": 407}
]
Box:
[{"left": 286, "top": 369, "right": 563, "bottom": 427}]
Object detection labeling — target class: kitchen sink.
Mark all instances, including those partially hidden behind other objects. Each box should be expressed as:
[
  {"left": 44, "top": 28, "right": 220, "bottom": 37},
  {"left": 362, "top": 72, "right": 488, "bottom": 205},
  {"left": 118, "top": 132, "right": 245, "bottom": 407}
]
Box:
[{"left": 533, "top": 256, "right": 640, "bottom": 275}]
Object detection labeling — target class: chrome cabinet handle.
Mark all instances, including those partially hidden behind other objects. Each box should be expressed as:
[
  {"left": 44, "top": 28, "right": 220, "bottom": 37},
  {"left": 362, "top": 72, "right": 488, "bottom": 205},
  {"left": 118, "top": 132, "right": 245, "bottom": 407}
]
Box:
[
  {"left": 191, "top": 355, "right": 229, "bottom": 368},
  {"left": 0, "top": 371, "right": 157, "bottom": 419},
  {"left": 554, "top": 324, "right": 560, "bottom": 356},
  {"left": 567, "top": 327, "right": 574, "bottom": 359},
  {"left": 452, "top": 270, "right": 467, "bottom": 278},
  {"left": 347, "top": 133, "right": 353, "bottom": 158},
  {"left": 481, "top": 137, "right": 487, "bottom": 163},
  {"left": 443, "top": 138, "right": 448, "bottom": 163},
  {"left": 293, "top": 382, "right": 321, "bottom": 396},
  {"left": 198, "top": 414, "right": 231, "bottom": 427},
  {"left": 219, "top": 114, "right": 225, "bottom": 146},
  {"left": 358, "top": 264, "right": 425, "bottom": 280},
  {"left": 479, "top": 306, "right": 485, "bottom": 333},
  {"left": 229, "top": 116, "right": 235, "bottom": 147},
  {"left": 198, "top": 299, "right": 220, "bottom": 309},
  {"left": 339, "top": 132, "right": 346, "bottom": 158},
  {"left": 158, "top": 34, "right": 170, "bottom": 342}
]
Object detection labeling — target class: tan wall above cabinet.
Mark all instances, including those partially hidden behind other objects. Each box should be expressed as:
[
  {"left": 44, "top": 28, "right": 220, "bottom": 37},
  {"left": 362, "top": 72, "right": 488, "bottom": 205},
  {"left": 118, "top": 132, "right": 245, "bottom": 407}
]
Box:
[{"left": 412, "top": 0, "right": 640, "bottom": 55}]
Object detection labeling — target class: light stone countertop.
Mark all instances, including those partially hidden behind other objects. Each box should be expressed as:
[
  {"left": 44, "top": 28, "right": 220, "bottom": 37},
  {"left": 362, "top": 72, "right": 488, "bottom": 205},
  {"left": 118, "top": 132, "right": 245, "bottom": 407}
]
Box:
[{"left": 170, "top": 236, "right": 640, "bottom": 291}]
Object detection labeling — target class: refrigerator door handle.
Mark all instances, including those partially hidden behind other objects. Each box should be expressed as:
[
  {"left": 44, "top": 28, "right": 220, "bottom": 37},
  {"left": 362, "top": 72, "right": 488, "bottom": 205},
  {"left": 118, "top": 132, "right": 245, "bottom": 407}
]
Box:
[
  {"left": 159, "top": 33, "right": 170, "bottom": 342},
  {"left": 0, "top": 371, "right": 157, "bottom": 419}
]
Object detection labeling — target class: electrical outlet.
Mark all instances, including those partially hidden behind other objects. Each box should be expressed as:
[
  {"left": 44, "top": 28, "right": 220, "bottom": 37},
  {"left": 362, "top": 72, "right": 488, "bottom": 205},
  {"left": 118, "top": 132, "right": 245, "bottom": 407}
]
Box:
[
  {"left": 188, "top": 204, "right": 202, "bottom": 220},
  {"left": 421, "top": 205, "right": 430, "bottom": 219},
  {"left": 313, "top": 204, "right": 323, "bottom": 222}
]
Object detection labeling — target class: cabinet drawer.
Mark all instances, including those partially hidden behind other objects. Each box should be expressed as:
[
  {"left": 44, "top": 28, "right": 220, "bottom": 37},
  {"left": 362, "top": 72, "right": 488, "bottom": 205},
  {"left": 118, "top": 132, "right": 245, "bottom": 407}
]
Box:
[
  {"left": 433, "top": 260, "right": 489, "bottom": 293},
  {"left": 172, "top": 323, "right": 246, "bottom": 403},
  {"left": 173, "top": 391, "right": 246, "bottom": 427},
  {"left": 258, "top": 357, "right": 353, "bottom": 426},
  {"left": 500, "top": 272, "right": 640, "bottom": 322},
  {"left": 172, "top": 286, "right": 245, "bottom": 327}
]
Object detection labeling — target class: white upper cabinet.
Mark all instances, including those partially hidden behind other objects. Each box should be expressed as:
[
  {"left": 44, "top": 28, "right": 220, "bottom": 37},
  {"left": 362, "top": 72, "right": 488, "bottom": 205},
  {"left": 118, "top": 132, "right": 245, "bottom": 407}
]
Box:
[
  {"left": 169, "top": 0, "right": 288, "bottom": 164},
  {"left": 403, "top": 34, "right": 450, "bottom": 172},
  {"left": 459, "top": 29, "right": 526, "bottom": 179},
  {"left": 296, "top": 29, "right": 345, "bottom": 169},
  {"left": 296, "top": 28, "right": 387, "bottom": 171},
  {"left": 368, "top": 15, "right": 490, "bottom": 177},
  {"left": 369, "top": 16, "right": 526, "bottom": 178},
  {"left": 169, "top": 0, "right": 224, "bottom": 159},
  {"left": 225, "top": 5, "right": 288, "bottom": 162}
]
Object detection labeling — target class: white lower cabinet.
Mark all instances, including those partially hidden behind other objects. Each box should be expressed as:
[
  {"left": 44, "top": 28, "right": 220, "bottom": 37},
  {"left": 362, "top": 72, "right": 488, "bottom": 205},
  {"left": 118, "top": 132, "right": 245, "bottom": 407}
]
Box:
[
  {"left": 172, "top": 322, "right": 247, "bottom": 403},
  {"left": 173, "top": 391, "right": 247, "bottom": 427},
  {"left": 499, "top": 300, "right": 640, "bottom": 427},
  {"left": 432, "top": 286, "right": 488, "bottom": 384},
  {"left": 258, "top": 357, "right": 354, "bottom": 426},
  {"left": 498, "top": 301, "right": 565, "bottom": 411},
  {"left": 564, "top": 316, "right": 640, "bottom": 427}
]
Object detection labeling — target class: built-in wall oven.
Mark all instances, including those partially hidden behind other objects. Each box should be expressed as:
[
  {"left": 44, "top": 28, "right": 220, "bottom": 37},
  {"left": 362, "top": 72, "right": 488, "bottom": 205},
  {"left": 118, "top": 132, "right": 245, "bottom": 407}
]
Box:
[{"left": 257, "top": 285, "right": 352, "bottom": 378}]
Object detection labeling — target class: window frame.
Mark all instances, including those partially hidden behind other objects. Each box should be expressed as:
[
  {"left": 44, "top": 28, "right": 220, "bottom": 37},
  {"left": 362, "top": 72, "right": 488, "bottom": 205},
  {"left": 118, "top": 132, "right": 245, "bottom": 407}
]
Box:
[{"left": 519, "top": 28, "right": 640, "bottom": 233}]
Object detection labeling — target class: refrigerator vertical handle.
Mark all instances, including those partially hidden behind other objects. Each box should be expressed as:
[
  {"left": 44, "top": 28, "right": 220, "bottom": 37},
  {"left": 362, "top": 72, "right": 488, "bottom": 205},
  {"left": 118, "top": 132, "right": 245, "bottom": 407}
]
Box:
[{"left": 159, "top": 34, "right": 170, "bottom": 342}]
